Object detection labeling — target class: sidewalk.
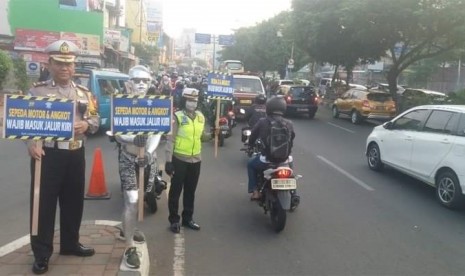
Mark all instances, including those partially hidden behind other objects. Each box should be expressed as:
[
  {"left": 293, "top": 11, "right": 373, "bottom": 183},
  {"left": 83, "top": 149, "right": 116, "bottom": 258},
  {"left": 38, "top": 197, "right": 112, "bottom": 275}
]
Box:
[{"left": 0, "top": 220, "right": 149, "bottom": 276}]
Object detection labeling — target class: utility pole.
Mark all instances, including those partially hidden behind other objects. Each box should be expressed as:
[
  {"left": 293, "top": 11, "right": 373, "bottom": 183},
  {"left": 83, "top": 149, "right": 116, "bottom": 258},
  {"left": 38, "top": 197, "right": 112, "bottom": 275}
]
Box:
[
  {"left": 212, "top": 35, "right": 217, "bottom": 70},
  {"left": 139, "top": 0, "right": 143, "bottom": 44}
]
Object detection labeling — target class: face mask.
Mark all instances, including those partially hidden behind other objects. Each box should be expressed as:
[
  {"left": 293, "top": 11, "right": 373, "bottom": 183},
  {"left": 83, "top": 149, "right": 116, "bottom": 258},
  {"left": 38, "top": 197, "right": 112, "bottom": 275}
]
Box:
[{"left": 185, "top": 100, "right": 197, "bottom": 111}]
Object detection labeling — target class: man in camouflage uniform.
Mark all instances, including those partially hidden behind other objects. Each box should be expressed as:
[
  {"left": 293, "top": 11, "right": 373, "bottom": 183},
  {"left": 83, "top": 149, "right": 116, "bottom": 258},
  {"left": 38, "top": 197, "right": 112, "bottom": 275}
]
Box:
[{"left": 26, "top": 40, "right": 99, "bottom": 274}]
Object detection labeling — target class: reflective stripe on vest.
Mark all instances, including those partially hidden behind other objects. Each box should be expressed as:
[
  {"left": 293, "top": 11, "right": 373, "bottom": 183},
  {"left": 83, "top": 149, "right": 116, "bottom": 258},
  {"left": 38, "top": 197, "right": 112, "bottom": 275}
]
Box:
[{"left": 174, "top": 110, "right": 205, "bottom": 156}]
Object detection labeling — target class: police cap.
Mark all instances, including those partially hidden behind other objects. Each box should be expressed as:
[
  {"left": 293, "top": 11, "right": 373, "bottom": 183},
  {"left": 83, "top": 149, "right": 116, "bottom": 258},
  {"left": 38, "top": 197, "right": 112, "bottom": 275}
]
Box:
[{"left": 45, "top": 40, "right": 79, "bottom": 63}]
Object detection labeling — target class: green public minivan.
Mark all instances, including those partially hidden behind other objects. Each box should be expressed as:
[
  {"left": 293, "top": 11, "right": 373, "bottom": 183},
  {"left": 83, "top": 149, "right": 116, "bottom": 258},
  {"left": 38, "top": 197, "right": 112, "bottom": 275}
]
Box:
[{"left": 74, "top": 67, "right": 129, "bottom": 130}]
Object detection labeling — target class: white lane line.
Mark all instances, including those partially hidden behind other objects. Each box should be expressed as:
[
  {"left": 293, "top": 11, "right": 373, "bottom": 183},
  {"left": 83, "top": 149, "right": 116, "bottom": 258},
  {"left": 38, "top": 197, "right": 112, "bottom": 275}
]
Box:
[
  {"left": 326, "top": 122, "right": 356, "bottom": 133},
  {"left": 317, "top": 155, "right": 374, "bottom": 191},
  {"left": 161, "top": 163, "right": 185, "bottom": 276}
]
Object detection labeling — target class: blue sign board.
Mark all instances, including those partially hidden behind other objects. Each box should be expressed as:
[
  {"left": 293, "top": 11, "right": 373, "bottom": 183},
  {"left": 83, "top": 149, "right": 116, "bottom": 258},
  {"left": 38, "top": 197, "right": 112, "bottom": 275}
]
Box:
[
  {"left": 207, "top": 72, "right": 235, "bottom": 99},
  {"left": 2, "top": 95, "right": 75, "bottom": 140},
  {"left": 195, "top": 33, "right": 212, "bottom": 44},
  {"left": 111, "top": 95, "right": 172, "bottom": 135},
  {"left": 218, "top": 35, "right": 235, "bottom": 46}
]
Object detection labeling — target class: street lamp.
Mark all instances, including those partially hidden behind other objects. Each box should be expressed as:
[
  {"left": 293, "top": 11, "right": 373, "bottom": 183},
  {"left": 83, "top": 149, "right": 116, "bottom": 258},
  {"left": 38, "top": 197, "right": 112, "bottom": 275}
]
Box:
[{"left": 277, "top": 30, "right": 294, "bottom": 80}]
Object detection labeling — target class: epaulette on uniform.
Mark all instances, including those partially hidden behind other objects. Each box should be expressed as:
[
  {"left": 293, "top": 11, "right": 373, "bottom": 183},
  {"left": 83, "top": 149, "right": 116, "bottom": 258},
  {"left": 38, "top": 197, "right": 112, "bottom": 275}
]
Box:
[
  {"left": 76, "top": 84, "right": 90, "bottom": 91},
  {"left": 32, "top": 81, "right": 48, "bottom": 87}
]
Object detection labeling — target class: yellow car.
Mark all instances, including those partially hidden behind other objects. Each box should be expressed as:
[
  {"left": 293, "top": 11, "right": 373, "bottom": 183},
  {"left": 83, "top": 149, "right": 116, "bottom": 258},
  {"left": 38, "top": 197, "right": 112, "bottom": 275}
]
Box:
[{"left": 332, "top": 88, "right": 396, "bottom": 124}]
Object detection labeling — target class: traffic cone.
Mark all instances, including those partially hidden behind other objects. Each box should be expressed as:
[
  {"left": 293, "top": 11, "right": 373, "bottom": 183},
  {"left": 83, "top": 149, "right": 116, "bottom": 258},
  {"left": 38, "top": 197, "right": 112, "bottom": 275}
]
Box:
[{"left": 85, "top": 147, "right": 111, "bottom": 200}]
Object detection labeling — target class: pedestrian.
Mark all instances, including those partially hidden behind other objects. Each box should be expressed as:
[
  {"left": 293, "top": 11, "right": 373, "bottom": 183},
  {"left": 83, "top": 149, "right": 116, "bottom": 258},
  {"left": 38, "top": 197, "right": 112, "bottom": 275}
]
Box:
[
  {"left": 38, "top": 63, "right": 49, "bottom": 82},
  {"left": 26, "top": 40, "right": 99, "bottom": 275},
  {"left": 165, "top": 88, "right": 205, "bottom": 233}
]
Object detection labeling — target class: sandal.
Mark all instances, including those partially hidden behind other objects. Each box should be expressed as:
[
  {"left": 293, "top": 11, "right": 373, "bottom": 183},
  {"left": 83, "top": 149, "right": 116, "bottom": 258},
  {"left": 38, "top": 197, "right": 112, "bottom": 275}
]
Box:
[{"left": 250, "top": 191, "right": 261, "bottom": 201}]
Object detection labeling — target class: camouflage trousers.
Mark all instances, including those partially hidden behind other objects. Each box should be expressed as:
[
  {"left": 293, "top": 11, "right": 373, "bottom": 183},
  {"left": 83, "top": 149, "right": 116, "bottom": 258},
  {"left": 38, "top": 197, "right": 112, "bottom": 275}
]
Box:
[{"left": 119, "top": 150, "right": 156, "bottom": 191}]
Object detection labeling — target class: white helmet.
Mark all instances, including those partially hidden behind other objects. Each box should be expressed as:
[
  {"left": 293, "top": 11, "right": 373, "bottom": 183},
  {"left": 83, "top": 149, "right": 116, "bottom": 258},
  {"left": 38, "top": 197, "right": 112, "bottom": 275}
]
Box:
[{"left": 128, "top": 65, "right": 152, "bottom": 95}]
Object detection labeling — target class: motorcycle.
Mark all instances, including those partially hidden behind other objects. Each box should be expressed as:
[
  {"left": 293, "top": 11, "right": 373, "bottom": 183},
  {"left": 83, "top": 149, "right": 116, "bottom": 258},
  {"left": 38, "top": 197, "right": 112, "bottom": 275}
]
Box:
[
  {"left": 107, "top": 131, "right": 167, "bottom": 213},
  {"left": 255, "top": 158, "right": 302, "bottom": 232},
  {"left": 240, "top": 127, "right": 262, "bottom": 157},
  {"left": 208, "top": 100, "right": 236, "bottom": 147}
]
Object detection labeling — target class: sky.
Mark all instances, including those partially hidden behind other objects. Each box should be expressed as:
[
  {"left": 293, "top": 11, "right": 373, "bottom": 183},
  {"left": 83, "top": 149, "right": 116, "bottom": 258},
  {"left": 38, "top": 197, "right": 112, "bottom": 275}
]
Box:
[{"left": 161, "top": 0, "right": 292, "bottom": 38}]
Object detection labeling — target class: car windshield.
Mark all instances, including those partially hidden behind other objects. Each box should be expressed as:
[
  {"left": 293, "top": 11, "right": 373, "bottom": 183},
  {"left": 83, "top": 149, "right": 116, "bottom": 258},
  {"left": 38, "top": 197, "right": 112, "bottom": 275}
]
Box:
[
  {"left": 226, "top": 62, "right": 243, "bottom": 70},
  {"left": 73, "top": 73, "right": 90, "bottom": 89},
  {"left": 290, "top": 87, "right": 313, "bottom": 97},
  {"left": 367, "top": 93, "right": 392, "bottom": 102},
  {"left": 281, "top": 81, "right": 294, "bottom": 85},
  {"left": 234, "top": 78, "right": 263, "bottom": 93}
]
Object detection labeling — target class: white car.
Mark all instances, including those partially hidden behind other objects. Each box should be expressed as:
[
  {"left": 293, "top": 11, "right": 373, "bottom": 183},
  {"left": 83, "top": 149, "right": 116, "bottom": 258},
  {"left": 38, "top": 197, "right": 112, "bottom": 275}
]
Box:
[{"left": 366, "top": 105, "right": 465, "bottom": 209}]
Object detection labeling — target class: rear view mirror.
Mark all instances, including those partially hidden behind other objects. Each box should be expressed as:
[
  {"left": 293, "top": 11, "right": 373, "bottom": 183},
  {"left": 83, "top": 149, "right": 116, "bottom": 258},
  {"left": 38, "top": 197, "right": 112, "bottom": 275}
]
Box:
[{"left": 383, "top": 121, "right": 393, "bottom": 129}]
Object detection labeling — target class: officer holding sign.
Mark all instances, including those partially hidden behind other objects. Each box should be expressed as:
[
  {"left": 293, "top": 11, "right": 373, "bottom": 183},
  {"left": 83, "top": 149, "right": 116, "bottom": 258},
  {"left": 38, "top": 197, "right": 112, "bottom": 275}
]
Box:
[
  {"left": 26, "top": 40, "right": 99, "bottom": 274},
  {"left": 165, "top": 88, "right": 205, "bottom": 233}
]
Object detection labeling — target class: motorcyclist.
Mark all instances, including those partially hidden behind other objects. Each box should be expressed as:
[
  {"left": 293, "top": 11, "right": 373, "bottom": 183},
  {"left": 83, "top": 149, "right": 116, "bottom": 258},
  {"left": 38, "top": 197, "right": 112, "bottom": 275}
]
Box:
[
  {"left": 247, "top": 96, "right": 297, "bottom": 201},
  {"left": 245, "top": 94, "right": 267, "bottom": 128},
  {"left": 114, "top": 65, "right": 161, "bottom": 269},
  {"left": 158, "top": 75, "right": 173, "bottom": 96}
]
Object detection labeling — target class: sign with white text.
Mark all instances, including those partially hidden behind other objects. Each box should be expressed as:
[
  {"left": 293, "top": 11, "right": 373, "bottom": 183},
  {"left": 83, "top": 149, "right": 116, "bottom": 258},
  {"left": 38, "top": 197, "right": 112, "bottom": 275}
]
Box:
[
  {"left": 207, "top": 72, "right": 234, "bottom": 100},
  {"left": 2, "top": 95, "right": 75, "bottom": 140},
  {"left": 111, "top": 95, "right": 172, "bottom": 135}
]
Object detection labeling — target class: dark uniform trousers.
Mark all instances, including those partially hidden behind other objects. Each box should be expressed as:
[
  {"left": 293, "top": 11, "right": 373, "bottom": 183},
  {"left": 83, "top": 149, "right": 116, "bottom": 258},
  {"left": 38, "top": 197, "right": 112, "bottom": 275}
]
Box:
[
  {"left": 168, "top": 156, "right": 201, "bottom": 223},
  {"left": 29, "top": 147, "right": 85, "bottom": 259}
]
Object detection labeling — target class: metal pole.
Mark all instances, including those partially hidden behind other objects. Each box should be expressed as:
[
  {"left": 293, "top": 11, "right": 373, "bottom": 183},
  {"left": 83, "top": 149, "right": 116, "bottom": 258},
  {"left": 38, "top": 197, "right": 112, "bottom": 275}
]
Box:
[
  {"left": 457, "top": 58, "right": 462, "bottom": 91},
  {"left": 139, "top": 0, "right": 143, "bottom": 44},
  {"left": 212, "top": 35, "right": 216, "bottom": 70}
]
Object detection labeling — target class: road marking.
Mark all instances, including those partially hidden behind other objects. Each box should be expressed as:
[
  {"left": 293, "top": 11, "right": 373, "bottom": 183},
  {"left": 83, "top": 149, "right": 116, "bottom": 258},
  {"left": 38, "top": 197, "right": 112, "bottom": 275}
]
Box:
[
  {"left": 326, "top": 122, "right": 355, "bottom": 133},
  {"left": 161, "top": 163, "right": 185, "bottom": 276},
  {"left": 317, "top": 155, "right": 374, "bottom": 191}
]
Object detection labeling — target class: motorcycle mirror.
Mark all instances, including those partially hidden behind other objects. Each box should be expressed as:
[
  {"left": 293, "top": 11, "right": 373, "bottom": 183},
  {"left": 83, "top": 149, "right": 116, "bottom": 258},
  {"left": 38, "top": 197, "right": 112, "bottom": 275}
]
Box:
[{"left": 295, "top": 174, "right": 303, "bottom": 180}]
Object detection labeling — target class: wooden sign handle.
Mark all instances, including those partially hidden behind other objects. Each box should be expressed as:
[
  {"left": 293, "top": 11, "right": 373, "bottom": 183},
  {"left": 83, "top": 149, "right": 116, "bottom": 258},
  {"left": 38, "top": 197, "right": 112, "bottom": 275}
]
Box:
[
  {"left": 31, "top": 140, "right": 43, "bottom": 236},
  {"left": 138, "top": 147, "right": 145, "bottom": 222},
  {"left": 214, "top": 99, "right": 220, "bottom": 158}
]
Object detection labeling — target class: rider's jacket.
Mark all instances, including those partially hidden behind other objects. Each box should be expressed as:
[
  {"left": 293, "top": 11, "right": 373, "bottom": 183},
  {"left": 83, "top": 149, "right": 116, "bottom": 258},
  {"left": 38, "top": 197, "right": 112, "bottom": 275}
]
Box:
[
  {"left": 249, "top": 114, "right": 296, "bottom": 157},
  {"left": 245, "top": 104, "right": 266, "bottom": 127}
]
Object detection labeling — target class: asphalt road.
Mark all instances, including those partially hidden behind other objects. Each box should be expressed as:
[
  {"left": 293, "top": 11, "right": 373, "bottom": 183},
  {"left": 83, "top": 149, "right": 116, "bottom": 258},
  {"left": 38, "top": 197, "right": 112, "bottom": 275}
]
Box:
[{"left": 2, "top": 106, "right": 465, "bottom": 275}]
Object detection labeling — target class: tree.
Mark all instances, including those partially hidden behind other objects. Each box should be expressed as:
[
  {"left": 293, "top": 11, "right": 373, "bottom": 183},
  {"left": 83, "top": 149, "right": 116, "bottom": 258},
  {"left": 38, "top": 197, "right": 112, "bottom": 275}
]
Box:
[
  {"left": 345, "top": 0, "right": 465, "bottom": 96},
  {"left": 220, "top": 11, "right": 309, "bottom": 76},
  {"left": 13, "top": 58, "right": 29, "bottom": 93},
  {"left": 133, "top": 43, "right": 159, "bottom": 67},
  {"left": 291, "top": 0, "right": 385, "bottom": 85},
  {"left": 0, "top": 50, "right": 13, "bottom": 90}
]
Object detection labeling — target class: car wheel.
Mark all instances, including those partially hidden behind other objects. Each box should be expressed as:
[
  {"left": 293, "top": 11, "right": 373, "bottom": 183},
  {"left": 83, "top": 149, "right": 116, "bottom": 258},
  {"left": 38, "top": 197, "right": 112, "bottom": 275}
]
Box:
[
  {"left": 367, "top": 143, "right": 384, "bottom": 171},
  {"left": 351, "top": 110, "right": 361, "bottom": 124},
  {"left": 332, "top": 106, "right": 339, "bottom": 118},
  {"left": 436, "top": 170, "right": 464, "bottom": 209}
]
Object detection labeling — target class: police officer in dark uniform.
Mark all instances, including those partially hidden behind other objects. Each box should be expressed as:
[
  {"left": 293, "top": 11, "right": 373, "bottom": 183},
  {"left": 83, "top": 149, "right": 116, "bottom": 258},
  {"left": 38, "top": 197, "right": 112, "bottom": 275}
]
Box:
[{"left": 26, "top": 40, "right": 99, "bottom": 274}]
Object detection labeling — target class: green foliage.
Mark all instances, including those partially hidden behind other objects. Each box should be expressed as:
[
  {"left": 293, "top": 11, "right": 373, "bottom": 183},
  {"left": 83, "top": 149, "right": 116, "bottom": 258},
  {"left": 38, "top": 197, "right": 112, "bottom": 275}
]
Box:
[
  {"left": 133, "top": 43, "right": 159, "bottom": 66},
  {"left": 0, "top": 50, "right": 13, "bottom": 90},
  {"left": 220, "top": 11, "right": 309, "bottom": 76},
  {"left": 448, "top": 90, "right": 465, "bottom": 104},
  {"left": 13, "top": 58, "right": 29, "bottom": 93}
]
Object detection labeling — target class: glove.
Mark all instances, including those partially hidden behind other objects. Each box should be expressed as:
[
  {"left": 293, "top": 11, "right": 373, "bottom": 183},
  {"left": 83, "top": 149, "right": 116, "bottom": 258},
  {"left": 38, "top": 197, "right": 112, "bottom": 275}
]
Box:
[
  {"left": 134, "top": 134, "right": 148, "bottom": 147},
  {"left": 137, "top": 152, "right": 152, "bottom": 167},
  {"left": 165, "top": 162, "right": 174, "bottom": 176}
]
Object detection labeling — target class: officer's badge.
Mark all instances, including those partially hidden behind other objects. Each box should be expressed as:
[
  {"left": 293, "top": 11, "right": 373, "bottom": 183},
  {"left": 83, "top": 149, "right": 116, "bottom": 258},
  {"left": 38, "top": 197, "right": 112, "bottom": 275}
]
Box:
[
  {"left": 45, "top": 102, "right": 53, "bottom": 109},
  {"left": 59, "top": 42, "right": 70, "bottom": 54},
  {"left": 181, "top": 115, "right": 189, "bottom": 125}
]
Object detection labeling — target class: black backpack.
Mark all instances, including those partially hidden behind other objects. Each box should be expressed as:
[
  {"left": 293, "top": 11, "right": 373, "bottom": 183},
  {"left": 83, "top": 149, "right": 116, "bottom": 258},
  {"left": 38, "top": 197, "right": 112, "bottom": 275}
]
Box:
[{"left": 266, "top": 118, "right": 291, "bottom": 163}]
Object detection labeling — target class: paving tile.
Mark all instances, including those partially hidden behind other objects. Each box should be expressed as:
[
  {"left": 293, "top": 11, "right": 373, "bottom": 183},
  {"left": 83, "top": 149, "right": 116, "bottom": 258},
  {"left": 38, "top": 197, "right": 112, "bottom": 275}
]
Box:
[
  {"left": 82, "top": 253, "right": 111, "bottom": 265},
  {"left": 0, "top": 264, "right": 31, "bottom": 274},
  {"left": 9, "top": 253, "right": 34, "bottom": 264},
  {"left": 104, "top": 269, "right": 119, "bottom": 276},
  {"left": 90, "top": 233, "right": 103, "bottom": 239},
  {"left": 92, "top": 237, "right": 116, "bottom": 245},
  {"left": 111, "top": 248, "right": 125, "bottom": 258},
  {"left": 0, "top": 252, "right": 22, "bottom": 263},
  {"left": 55, "top": 256, "right": 84, "bottom": 265},
  {"left": 93, "top": 244, "right": 114, "bottom": 254},
  {"left": 46, "top": 264, "right": 80, "bottom": 275},
  {"left": 77, "top": 264, "right": 106, "bottom": 275}
]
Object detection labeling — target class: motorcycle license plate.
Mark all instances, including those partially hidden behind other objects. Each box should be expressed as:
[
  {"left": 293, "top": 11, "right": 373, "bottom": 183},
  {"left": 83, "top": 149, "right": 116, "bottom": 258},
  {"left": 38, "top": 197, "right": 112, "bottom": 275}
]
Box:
[
  {"left": 271, "top": 179, "right": 296, "bottom": 190},
  {"left": 240, "top": 99, "right": 252, "bottom": 104}
]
